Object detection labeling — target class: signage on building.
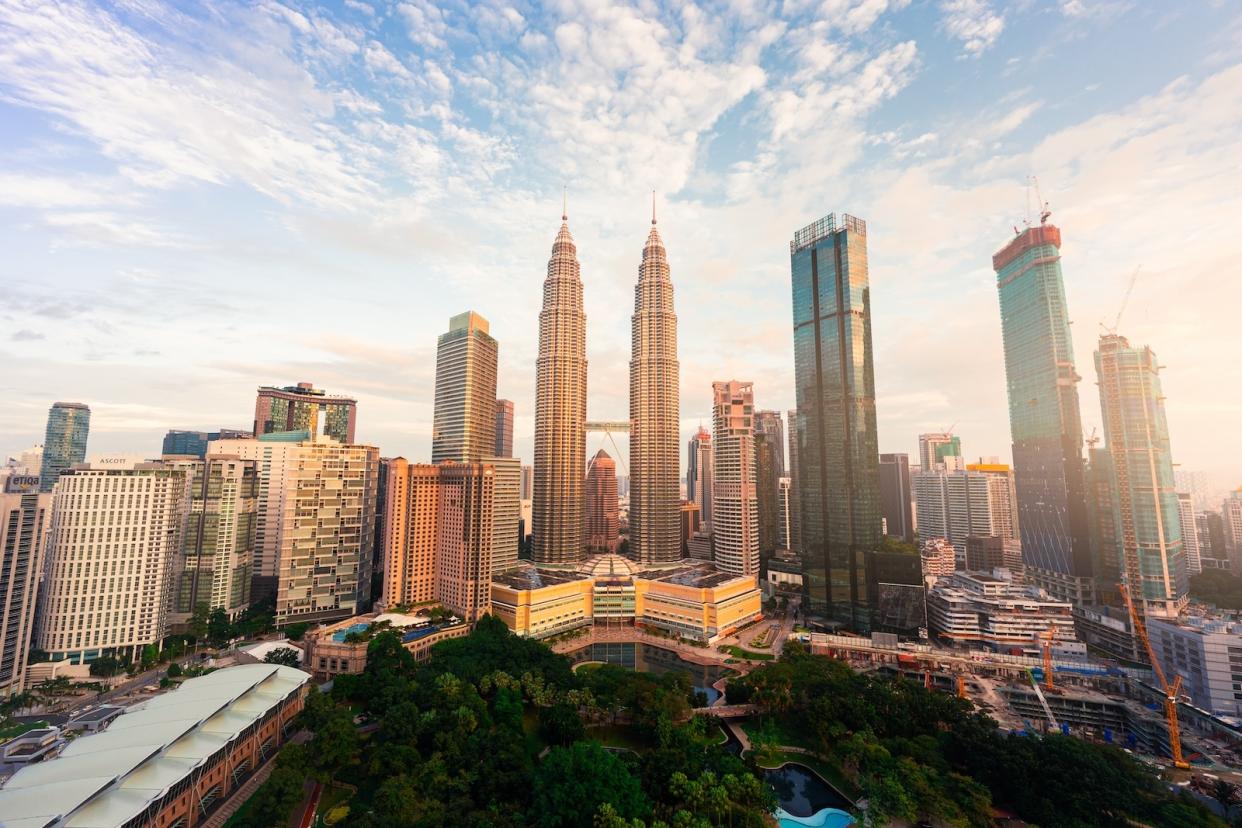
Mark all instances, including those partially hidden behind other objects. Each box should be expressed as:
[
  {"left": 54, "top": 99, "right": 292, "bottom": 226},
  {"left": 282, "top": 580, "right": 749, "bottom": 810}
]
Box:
[{"left": 4, "top": 475, "right": 40, "bottom": 494}]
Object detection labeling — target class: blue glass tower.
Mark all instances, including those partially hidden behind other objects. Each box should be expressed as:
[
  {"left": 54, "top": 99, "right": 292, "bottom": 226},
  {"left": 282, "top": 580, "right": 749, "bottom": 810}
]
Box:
[
  {"left": 38, "top": 402, "right": 90, "bottom": 492},
  {"left": 790, "top": 213, "right": 881, "bottom": 631},
  {"left": 994, "top": 222, "right": 1093, "bottom": 602}
]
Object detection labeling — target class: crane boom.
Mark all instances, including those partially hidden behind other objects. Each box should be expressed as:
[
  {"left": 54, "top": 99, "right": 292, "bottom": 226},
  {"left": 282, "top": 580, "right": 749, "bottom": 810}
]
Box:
[
  {"left": 1120, "top": 582, "right": 1188, "bottom": 768},
  {"left": 1106, "top": 265, "right": 1142, "bottom": 334}
]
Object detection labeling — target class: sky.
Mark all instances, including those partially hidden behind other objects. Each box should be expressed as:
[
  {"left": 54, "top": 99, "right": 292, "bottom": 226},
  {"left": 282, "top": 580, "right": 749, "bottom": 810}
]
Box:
[{"left": 1, "top": 0, "right": 1241, "bottom": 493}]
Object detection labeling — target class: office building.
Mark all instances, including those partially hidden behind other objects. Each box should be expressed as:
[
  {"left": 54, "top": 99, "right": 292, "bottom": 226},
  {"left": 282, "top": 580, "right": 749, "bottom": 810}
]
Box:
[
  {"left": 38, "top": 461, "right": 193, "bottom": 663},
  {"left": 494, "top": 399, "right": 514, "bottom": 458},
  {"left": 628, "top": 207, "right": 681, "bottom": 565},
  {"left": 585, "top": 450, "right": 620, "bottom": 554},
  {"left": 926, "top": 570, "right": 1079, "bottom": 653},
  {"left": 1084, "top": 446, "right": 1123, "bottom": 603},
  {"left": 533, "top": 207, "right": 588, "bottom": 565},
  {"left": 712, "top": 381, "right": 759, "bottom": 578},
  {"left": 786, "top": 409, "right": 802, "bottom": 553},
  {"left": 0, "top": 487, "right": 51, "bottom": 696},
  {"left": 1177, "top": 493, "right": 1202, "bottom": 576},
  {"left": 878, "top": 452, "right": 914, "bottom": 543},
  {"left": 920, "top": 538, "right": 957, "bottom": 579},
  {"left": 519, "top": 464, "right": 533, "bottom": 501},
  {"left": 1148, "top": 616, "right": 1242, "bottom": 718},
  {"left": 161, "top": 428, "right": 250, "bottom": 459},
  {"left": 993, "top": 219, "right": 1093, "bottom": 603},
  {"left": 965, "top": 535, "right": 1024, "bottom": 578},
  {"left": 1196, "top": 510, "right": 1229, "bottom": 571},
  {"left": 163, "top": 455, "right": 258, "bottom": 619},
  {"left": 777, "top": 477, "right": 793, "bottom": 550},
  {"left": 253, "top": 382, "right": 356, "bottom": 443},
  {"left": 754, "top": 411, "right": 785, "bottom": 478},
  {"left": 211, "top": 433, "right": 377, "bottom": 626},
  {"left": 790, "top": 213, "right": 882, "bottom": 630},
  {"left": 431, "top": 311, "right": 498, "bottom": 464},
  {"left": 486, "top": 456, "right": 521, "bottom": 575},
  {"left": 680, "top": 501, "right": 702, "bottom": 553},
  {"left": 39, "top": 402, "right": 90, "bottom": 492},
  {"left": 1095, "top": 334, "right": 1188, "bottom": 618},
  {"left": 381, "top": 461, "right": 442, "bottom": 607},
  {"left": 1223, "top": 490, "right": 1242, "bottom": 572},
  {"left": 755, "top": 425, "right": 782, "bottom": 560},
  {"left": 918, "top": 432, "right": 961, "bottom": 471},
  {"left": 686, "top": 427, "right": 713, "bottom": 529}
]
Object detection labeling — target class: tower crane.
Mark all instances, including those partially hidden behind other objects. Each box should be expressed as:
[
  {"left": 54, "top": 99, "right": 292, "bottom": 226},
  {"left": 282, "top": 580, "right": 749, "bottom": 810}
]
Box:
[
  {"left": 1040, "top": 627, "right": 1057, "bottom": 691},
  {"left": 1102, "top": 266, "right": 1142, "bottom": 335},
  {"left": 1120, "top": 582, "right": 1190, "bottom": 768}
]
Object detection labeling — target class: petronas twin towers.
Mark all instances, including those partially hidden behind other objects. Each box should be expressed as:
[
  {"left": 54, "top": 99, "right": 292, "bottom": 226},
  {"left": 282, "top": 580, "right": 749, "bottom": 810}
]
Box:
[{"left": 532, "top": 199, "right": 680, "bottom": 566}]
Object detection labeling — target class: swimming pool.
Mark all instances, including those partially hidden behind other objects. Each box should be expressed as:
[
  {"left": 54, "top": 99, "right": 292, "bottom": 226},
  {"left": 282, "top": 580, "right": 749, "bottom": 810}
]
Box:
[{"left": 775, "top": 806, "right": 855, "bottom": 828}]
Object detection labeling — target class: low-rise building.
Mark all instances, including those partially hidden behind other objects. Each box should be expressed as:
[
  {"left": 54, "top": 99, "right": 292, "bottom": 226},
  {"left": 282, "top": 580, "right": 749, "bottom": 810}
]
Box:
[
  {"left": 301, "top": 611, "right": 468, "bottom": 679},
  {"left": 926, "top": 570, "right": 1078, "bottom": 654},
  {"left": 1148, "top": 616, "right": 1242, "bottom": 718},
  {"left": 0, "top": 663, "right": 307, "bottom": 828},
  {"left": 920, "top": 538, "right": 957, "bottom": 579}
]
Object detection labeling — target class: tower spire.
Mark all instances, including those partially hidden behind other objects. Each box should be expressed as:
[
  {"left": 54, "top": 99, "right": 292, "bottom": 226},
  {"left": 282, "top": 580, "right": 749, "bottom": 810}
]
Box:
[
  {"left": 562, "top": 186, "right": 567, "bottom": 222},
  {"left": 651, "top": 190, "right": 657, "bottom": 225}
]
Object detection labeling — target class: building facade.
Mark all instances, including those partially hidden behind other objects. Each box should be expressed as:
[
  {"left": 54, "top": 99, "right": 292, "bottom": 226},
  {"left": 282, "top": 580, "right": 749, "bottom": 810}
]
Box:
[
  {"left": 0, "top": 488, "right": 51, "bottom": 695},
  {"left": 628, "top": 211, "right": 681, "bottom": 565},
  {"left": 994, "top": 221, "right": 1093, "bottom": 604},
  {"left": 494, "top": 399, "right": 514, "bottom": 458},
  {"left": 161, "top": 429, "right": 250, "bottom": 459},
  {"left": 585, "top": 450, "right": 620, "bottom": 554},
  {"left": 432, "top": 311, "right": 499, "bottom": 464},
  {"left": 533, "top": 210, "right": 588, "bottom": 565},
  {"left": 1221, "top": 490, "right": 1242, "bottom": 573},
  {"left": 686, "top": 427, "right": 713, "bottom": 530},
  {"left": 253, "top": 382, "right": 356, "bottom": 443},
  {"left": 914, "top": 468, "right": 1006, "bottom": 554},
  {"left": 878, "top": 452, "right": 914, "bottom": 543},
  {"left": 755, "top": 425, "right": 782, "bottom": 561},
  {"left": 926, "top": 570, "right": 1079, "bottom": 653},
  {"left": 1095, "top": 334, "right": 1188, "bottom": 618},
  {"left": 712, "top": 381, "right": 759, "bottom": 578},
  {"left": 786, "top": 409, "right": 802, "bottom": 553},
  {"left": 1177, "top": 493, "right": 1202, "bottom": 576},
  {"left": 789, "top": 213, "right": 882, "bottom": 630},
  {"left": 381, "top": 460, "right": 441, "bottom": 607},
  {"left": 39, "top": 402, "right": 90, "bottom": 493},
  {"left": 777, "top": 477, "right": 792, "bottom": 550},
  {"left": 920, "top": 537, "right": 957, "bottom": 579},
  {"left": 486, "top": 456, "right": 521, "bottom": 576},
  {"left": 918, "top": 432, "right": 961, "bottom": 471},
  {"left": 38, "top": 463, "right": 192, "bottom": 663},
  {"left": 1148, "top": 616, "right": 1242, "bottom": 718}
]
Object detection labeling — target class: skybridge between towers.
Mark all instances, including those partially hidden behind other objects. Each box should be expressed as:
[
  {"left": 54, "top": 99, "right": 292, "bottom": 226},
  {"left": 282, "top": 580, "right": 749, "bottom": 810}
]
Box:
[{"left": 586, "top": 420, "right": 630, "bottom": 475}]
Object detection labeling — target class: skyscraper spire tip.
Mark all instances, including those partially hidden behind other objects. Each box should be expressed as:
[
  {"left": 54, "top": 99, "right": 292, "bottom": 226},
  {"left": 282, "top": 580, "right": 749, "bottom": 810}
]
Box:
[
  {"left": 562, "top": 186, "right": 567, "bottom": 222},
  {"left": 651, "top": 190, "right": 657, "bottom": 225}
]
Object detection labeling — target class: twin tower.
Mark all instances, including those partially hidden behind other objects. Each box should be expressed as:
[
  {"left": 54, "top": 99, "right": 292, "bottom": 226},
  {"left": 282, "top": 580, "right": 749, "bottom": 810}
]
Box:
[{"left": 532, "top": 200, "right": 680, "bottom": 567}]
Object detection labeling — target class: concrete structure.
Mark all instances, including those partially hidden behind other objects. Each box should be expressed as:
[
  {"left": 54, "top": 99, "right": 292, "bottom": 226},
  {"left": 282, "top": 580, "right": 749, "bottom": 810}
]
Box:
[
  {"left": 0, "top": 489, "right": 51, "bottom": 696},
  {"left": 789, "top": 213, "right": 881, "bottom": 630},
  {"left": 920, "top": 538, "right": 957, "bottom": 579},
  {"left": 686, "top": 427, "right": 713, "bottom": 530},
  {"left": 491, "top": 554, "right": 762, "bottom": 644},
  {"left": 432, "top": 311, "right": 498, "bottom": 464},
  {"left": 486, "top": 456, "right": 521, "bottom": 575},
  {"left": 926, "top": 570, "right": 1078, "bottom": 654},
  {"left": 163, "top": 455, "right": 258, "bottom": 620},
  {"left": 994, "top": 221, "right": 1093, "bottom": 604},
  {"left": 302, "top": 612, "right": 468, "bottom": 679},
  {"left": 1095, "top": 333, "right": 1188, "bottom": 618},
  {"left": 964, "top": 535, "right": 1024, "bottom": 579},
  {"left": 37, "top": 461, "right": 192, "bottom": 663},
  {"left": 966, "top": 462, "right": 1020, "bottom": 541},
  {"left": 1222, "top": 490, "right": 1242, "bottom": 573},
  {"left": 0, "top": 664, "right": 307, "bottom": 828},
  {"left": 878, "top": 452, "right": 913, "bottom": 543},
  {"left": 253, "top": 382, "right": 355, "bottom": 443},
  {"left": 211, "top": 433, "right": 377, "bottom": 626},
  {"left": 785, "top": 409, "right": 801, "bottom": 553},
  {"left": 585, "top": 450, "right": 620, "bottom": 554},
  {"left": 160, "top": 429, "right": 250, "bottom": 459},
  {"left": 914, "top": 467, "right": 1010, "bottom": 552},
  {"left": 711, "top": 381, "right": 759, "bottom": 578},
  {"left": 533, "top": 207, "right": 588, "bottom": 565},
  {"left": 918, "top": 432, "right": 961, "bottom": 471},
  {"left": 1178, "top": 493, "right": 1202, "bottom": 575},
  {"left": 494, "top": 399, "right": 514, "bottom": 458},
  {"left": 628, "top": 206, "right": 681, "bottom": 565},
  {"left": 39, "top": 402, "right": 90, "bottom": 492},
  {"left": 1148, "top": 616, "right": 1242, "bottom": 718}
]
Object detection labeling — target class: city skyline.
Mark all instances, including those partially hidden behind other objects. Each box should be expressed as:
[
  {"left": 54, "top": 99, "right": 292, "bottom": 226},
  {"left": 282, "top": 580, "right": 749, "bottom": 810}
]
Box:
[{"left": 2, "top": 2, "right": 1240, "bottom": 482}]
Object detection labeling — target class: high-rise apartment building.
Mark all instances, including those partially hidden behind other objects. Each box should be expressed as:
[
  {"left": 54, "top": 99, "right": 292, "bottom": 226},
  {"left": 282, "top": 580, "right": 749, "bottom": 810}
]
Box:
[
  {"left": 994, "top": 219, "right": 1093, "bottom": 604},
  {"left": 381, "top": 460, "right": 442, "bottom": 607},
  {"left": 920, "top": 538, "right": 957, "bottom": 579},
  {"left": 0, "top": 487, "right": 51, "bottom": 696},
  {"left": 965, "top": 462, "right": 1020, "bottom": 541},
  {"left": 533, "top": 208, "right": 587, "bottom": 565},
  {"left": 435, "top": 462, "right": 496, "bottom": 621},
  {"left": 494, "top": 399, "right": 514, "bottom": 458},
  {"left": 786, "top": 409, "right": 802, "bottom": 553},
  {"left": 777, "top": 477, "right": 793, "bottom": 550},
  {"left": 38, "top": 462, "right": 192, "bottom": 662},
  {"left": 1220, "top": 490, "right": 1242, "bottom": 574},
  {"left": 629, "top": 208, "right": 681, "bottom": 565},
  {"left": 161, "top": 428, "right": 251, "bottom": 459},
  {"left": 914, "top": 466, "right": 1018, "bottom": 555},
  {"left": 486, "top": 456, "right": 521, "bottom": 575},
  {"left": 254, "top": 382, "right": 356, "bottom": 443},
  {"left": 686, "top": 427, "right": 713, "bottom": 530},
  {"left": 1095, "top": 334, "right": 1188, "bottom": 618},
  {"left": 163, "top": 455, "right": 258, "bottom": 619},
  {"left": 432, "top": 312, "right": 498, "bottom": 464},
  {"left": 585, "top": 450, "right": 620, "bottom": 554},
  {"left": 878, "top": 453, "right": 914, "bottom": 543},
  {"left": 39, "top": 402, "right": 90, "bottom": 492},
  {"left": 712, "top": 381, "right": 759, "bottom": 578},
  {"left": 1178, "top": 493, "right": 1202, "bottom": 576},
  {"left": 790, "top": 213, "right": 882, "bottom": 630},
  {"left": 519, "top": 464, "right": 534, "bottom": 501},
  {"left": 918, "top": 432, "right": 961, "bottom": 471}
]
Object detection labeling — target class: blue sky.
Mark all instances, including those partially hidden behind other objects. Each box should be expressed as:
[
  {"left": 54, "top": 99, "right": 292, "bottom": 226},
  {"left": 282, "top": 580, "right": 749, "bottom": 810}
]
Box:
[{"left": 1, "top": 0, "right": 1240, "bottom": 490}]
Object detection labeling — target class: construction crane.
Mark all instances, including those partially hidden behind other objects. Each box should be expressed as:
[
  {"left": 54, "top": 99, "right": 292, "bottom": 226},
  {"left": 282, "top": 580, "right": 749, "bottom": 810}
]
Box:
[
  {"left": 1040, "top": 627, "right": 1057, "bottom": 691},
  {"left": 1085, "top": 426, "right": 1100, "bottom": 451},
  {"left": 1120, "top": 582, "right": 1190, "bottom": 768},
  {"left": 1102, "top": 265, "right": 1142, "bottom": 335},
  {"left": 955, "top": 673, "right": 967, "bottom": 700}
]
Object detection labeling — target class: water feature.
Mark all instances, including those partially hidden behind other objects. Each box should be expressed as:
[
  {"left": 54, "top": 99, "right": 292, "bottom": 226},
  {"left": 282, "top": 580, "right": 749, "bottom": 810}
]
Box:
[
  {"left": 765, "top": 763, "right": 853, "bottom": 818},
  {"left": 566, "top": 641, "right": 726, "bottom": 704}
]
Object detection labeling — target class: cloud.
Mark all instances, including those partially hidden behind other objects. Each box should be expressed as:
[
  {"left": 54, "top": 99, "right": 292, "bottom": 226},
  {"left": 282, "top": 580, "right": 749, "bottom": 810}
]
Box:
[
  {"left": 940, "top": 0, "right": 1004, "bottom": 56},
  {"left": 11, "top": 329, "right": 45, "bottom": 341}
]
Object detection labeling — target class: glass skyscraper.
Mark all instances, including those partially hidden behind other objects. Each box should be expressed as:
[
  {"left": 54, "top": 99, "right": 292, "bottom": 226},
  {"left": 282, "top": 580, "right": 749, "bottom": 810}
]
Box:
[
  {"left": 993, "top": 222, "right": 1093, "bottom": 603},
  {"left": 789, "top": 213, "right": 881, "bottom": 631},
  {"left": 39, "top": 402, "right": 90, "bottom": 492}
]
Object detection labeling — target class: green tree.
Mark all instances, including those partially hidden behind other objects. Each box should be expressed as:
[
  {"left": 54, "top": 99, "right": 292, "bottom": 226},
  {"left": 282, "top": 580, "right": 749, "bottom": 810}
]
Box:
[
  {"left": 188, "top": 602, "right": 210, "bottom": 643},
  {"left": 264, "top": 646, "right": 301, "bottom": 667},
  {"left": 282, "top": 621, "right": 311, "bottom": 641},
  {"left": 89, "top": 655, "right": 122, "bottom": 678},
  {"left": 207, "top": 608, "right": 234, "bottom": 647},
  {"left": 538, "top": 701, "right": 584, "bottom": 746},
  {"left": 166, "top": 661, "right": 183, "bottom": 678},
  {"left": 532, "top": 742, "right": 650, "bottom": 828}
]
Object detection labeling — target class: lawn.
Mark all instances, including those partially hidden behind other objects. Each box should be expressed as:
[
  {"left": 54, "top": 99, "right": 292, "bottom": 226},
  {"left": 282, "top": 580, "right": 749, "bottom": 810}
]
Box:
[
  {"left": 316, "top": 783, "right": 353, "bottom": 824},
  {"left": 719, "top": 645, "right": 774, "bottom": 661},
  {"left": 0, "top": 719, "right": 47, "bottom": 741},
  {"left": 741, "top": 718, "right": 816, "bottom": 752}
]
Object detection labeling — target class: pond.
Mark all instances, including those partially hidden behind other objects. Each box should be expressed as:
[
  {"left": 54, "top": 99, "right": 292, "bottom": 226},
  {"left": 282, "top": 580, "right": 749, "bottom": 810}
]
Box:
[
  {"left": 566, "top": 642, "right": 727, "bottom": 704},
  {"left": 764, "top": 762, "right": 854, "bottom": 817}
]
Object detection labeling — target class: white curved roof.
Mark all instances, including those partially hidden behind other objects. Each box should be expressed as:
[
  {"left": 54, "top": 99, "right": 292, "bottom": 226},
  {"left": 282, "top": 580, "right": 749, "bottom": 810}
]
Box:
[{"left": 0, "top": 663, "right": 308, "bottom": 828}]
